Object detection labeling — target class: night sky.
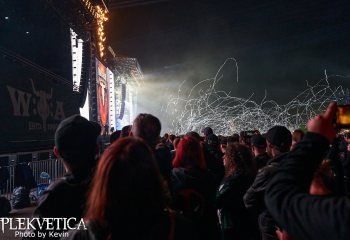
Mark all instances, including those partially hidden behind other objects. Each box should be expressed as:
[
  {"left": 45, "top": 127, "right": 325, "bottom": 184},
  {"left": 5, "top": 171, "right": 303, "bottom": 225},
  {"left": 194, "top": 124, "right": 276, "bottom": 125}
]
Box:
[{"left": 106, "top": 0, "right": 350, "bottom": 127}]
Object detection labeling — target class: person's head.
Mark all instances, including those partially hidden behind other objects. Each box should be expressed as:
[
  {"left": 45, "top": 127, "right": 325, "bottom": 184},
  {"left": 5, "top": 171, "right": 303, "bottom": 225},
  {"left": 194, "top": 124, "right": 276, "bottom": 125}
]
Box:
[
  {"left": 169, "top": 134, "right": 176, "bottom": 142},
  {"left": 121, "top": 125, "right": 132, "bottom": 138},
  {"left": 310, "top": 159, "right": 337, "bottom": 195},
  {"left": 85, "top": 137, "right": 165, "bottom": 228},
  {"left": 344, "top": 132, "right": 350, "bottom": 143},
  {"left": 230, "top": 134, "right": 240, "bottom": 143},
  {"left": 173, "top": 137, "right": 181, "bottom": 150},
  {"left": 185, "top": 131, "right": 201, "bottom": 141},
  {"left": 54, "top": 115, "right": 101, "bottom": 173},
  {"left": 223, "top": 143, "right": 255, "bottom": 177},
  {"left": 206, "top": 133, "right": 219, "bottom": 151},
  {"left": 291, "top": 129, "right": 305, "bottom": 149},
  {"left": 173, "top": 136, "right": 206, "bottom": 169},
  {"left": 343, "top": 132, "right": 350, "bottom": 152},
  {"left": 251, "top": 134, "right": 267, "bottom": 156},
  {"left": 110, "top": 130, "right": 121, "bottom": 144},
  {"left": 131, "top": 114, "right": 161, "bottom": 149},
  {"left": 163, "top": 133, "right": 169, "bottom": 140},
  {"left": 254, "top": 129, "right": 261, "bottom": 135},
  {"left": 201, "top": 127, "right": 213, "bottom": 139},
  {"left": 239, "top": 131, "right": 253, "bottom": 146},
  {"left": 264, "top": 126, "right": 292, "bottom": 157},
  {"left": 219, "top": 137, "right": 228, "bottom": 153}
]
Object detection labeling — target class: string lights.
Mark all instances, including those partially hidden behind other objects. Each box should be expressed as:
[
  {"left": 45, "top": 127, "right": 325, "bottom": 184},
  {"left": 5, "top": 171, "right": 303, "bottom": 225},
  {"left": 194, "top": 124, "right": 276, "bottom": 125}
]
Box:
[{"left": 81, "top": 0, "right": 108, "bottom": 59}]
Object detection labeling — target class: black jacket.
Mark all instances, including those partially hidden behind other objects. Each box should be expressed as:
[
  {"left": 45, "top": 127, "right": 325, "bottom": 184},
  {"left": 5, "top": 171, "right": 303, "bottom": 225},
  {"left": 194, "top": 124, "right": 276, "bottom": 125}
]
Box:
[
  {"left": 216, "top": 171, "right": 256, "bottom": 240},
  {"left": 170, "top": 167, "right": 219, "bottom": 239},
  {"left": 154, "top": 146, "right": 173, "bottom": 183},
  {"left": 34, "top": 173, "right": 91, "bottom": 219},
  {"left": 265, "top": 133, "right": 350, "bottom": 240},
  {"left": 25, "top": 172, "right": 92, "bottom": 240},
  {"left": 243, "top": 153, "right": 287, "bottom": 240},
  {"left": 203, "top": 145, "right": 225, "bottom": 187},
  {"left": 171, "top": 168, "right": 216, "bottom": 200},
  {"left": 66, "top": 211, "right": 198, "bottom": 240},
  {"left": 254, "top": 152, "right": 270, "bottom": 170}
]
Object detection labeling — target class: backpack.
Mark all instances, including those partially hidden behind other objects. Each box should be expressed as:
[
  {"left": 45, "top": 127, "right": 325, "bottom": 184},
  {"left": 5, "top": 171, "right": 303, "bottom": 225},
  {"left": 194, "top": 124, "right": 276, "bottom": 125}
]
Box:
[{"left": 11, "top": 186, "right": 31, "bottom": 209}]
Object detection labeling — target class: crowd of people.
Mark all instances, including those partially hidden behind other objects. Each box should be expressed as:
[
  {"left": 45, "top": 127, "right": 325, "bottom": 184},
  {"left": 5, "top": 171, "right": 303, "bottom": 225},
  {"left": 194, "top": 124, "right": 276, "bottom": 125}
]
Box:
[{"left": 26, "top": 102, "right": 350, "bottom": 240}]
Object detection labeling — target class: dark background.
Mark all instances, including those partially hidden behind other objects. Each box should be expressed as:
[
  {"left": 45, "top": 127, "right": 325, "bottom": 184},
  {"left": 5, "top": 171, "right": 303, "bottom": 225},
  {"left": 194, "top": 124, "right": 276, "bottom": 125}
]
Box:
[{"left": 106, "top": 0, "right": 350, "bottom": 129}]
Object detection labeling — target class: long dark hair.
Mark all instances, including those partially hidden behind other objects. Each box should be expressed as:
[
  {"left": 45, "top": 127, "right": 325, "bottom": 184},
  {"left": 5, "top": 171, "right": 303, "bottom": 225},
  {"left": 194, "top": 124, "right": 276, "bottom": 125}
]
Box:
[
  {"left": 224, "top": 143, "right": 256, "bottom": 177},
  {"left": 84, "top": 137, "right": 166, "bottom": 236}
]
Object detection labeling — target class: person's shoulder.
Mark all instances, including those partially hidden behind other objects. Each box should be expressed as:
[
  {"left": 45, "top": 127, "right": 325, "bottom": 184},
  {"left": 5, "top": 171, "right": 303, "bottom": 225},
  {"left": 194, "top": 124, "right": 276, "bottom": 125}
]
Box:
[
  {"left": 251, "top": 165, "right": 275, "bottom": 187},
  {"left": 37, "top": 177, "right": 70, "bottom": 202},
  {"left": 257, "top": 163, "right": 274, "bottom": 175},
  {"left": 222, "top": 172, "right": 250, "bottom": 187},
  {"left": 155, "top": 144, "right": 171, "bottom": 154},
  {"left": 265, "top": 153, "right": 287, "bottom": 169},
  {"left": 255, "top": 152, "right": 270, "bottom": 161},
  {"left": 65, "top": 229, "right": 92, "bottom": 240},
  {"left": 67, "top": 220, "right": 109, "bottom": 240},
  {"left": 38, "top": 175, "right": 89, "bottom": 205},
  {"left": 43, "top": 175, "right": 87, "bottom": 196}
]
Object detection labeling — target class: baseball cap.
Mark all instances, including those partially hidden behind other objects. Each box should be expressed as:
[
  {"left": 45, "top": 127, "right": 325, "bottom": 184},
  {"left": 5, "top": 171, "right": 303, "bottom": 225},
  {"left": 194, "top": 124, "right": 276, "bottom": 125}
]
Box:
[
  {"left": 264, "top": 126, "right": 292, "bottom": 148},
  {"left": 202, "top": 127, "right": 213, "bottom": 136},
  {"left": 55, "top": 115, "right": 101, "bottom": 158},
  {"left": 251, "top": 135, "right": 267, "bottom": 148}
]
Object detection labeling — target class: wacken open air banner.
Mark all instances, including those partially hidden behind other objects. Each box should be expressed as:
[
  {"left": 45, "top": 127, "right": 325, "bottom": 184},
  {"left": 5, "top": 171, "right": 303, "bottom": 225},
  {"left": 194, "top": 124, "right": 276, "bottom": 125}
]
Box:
[{"left": 0, "top": 51, "right": 80, "bottom": 154}]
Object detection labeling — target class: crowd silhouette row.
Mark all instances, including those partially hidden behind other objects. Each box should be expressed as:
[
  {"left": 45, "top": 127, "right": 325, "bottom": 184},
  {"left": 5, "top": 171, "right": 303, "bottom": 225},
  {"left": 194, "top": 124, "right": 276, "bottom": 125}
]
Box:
[{"left": 22, "top": 102, "right": 350, "bottom": 240}]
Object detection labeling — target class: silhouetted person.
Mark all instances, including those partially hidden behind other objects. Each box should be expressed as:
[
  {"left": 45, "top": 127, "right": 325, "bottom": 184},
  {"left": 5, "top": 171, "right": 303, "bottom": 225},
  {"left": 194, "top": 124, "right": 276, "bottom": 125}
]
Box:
[
  {"left": 205, "top": 134, "right": 225, "bottom": 185},
  {"left": 121, "top": 125, "right": 132, "bottom": 138},
  {"left": 265, "top": 102, "right": 350, "bottom": 240},
  {"left": 171, "top": 136, "right": 219, "bottom": 239},
  {"left": 217, "top": 143, "right": 257, "bottom": 240},
  {"left": 110, "top": 130, "right": 121, "bottom": 144},
  {"left": 29, "top": 115, "right": 100, "bottom": 239},
  {"left": 251, "top": 135, "right": 270, "bottom": 170},
  {"left": 131, "top": 114, "right": 172, "bottom": 183},
  {"left": 202, "top": 127, "right": 214, "bottom": 141},
  {"left": 291, "top": 129, "right": 304, "bottom": 150},
  {"left": 244, "top": 126, "right": 292, "bottom": 240},
  {"left": 67, "top": 138, "right": 198, "bottom": 240}
]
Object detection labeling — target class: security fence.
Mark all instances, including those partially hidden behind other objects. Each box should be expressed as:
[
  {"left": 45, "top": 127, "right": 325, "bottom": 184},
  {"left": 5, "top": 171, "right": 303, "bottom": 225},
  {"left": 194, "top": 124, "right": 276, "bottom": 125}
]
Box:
[{"left": 0, "top": 150, "right": 65, "bottom": 199}]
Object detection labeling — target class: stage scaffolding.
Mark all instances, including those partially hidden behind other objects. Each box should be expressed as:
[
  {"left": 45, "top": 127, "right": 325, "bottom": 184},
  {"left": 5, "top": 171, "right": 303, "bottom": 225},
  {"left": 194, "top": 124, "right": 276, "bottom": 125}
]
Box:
[{"left": 110, "top": 56, "right": 143, "bottom": 129}]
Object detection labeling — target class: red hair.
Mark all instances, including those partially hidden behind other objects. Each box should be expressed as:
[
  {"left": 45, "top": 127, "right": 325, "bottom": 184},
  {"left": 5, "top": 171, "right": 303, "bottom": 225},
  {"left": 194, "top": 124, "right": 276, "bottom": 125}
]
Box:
[
  {"left": 84, "top": 137, "right": 165, "bottom": 228},
  {"left": 173, "top": 136, "right": 206, "bottom": 169}
]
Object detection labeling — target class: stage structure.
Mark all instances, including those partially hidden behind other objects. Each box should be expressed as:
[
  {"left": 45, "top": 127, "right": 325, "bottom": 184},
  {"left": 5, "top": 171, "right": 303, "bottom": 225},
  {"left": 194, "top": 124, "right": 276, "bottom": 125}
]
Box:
[
  {"left": 109, "top": 55, "right": 143, "bottom": 130},
  {"left": 0, "top": 0, "right": 109, "bottom": 153},
  {"left": 0, "top": 0, "right": 143, "bottom": 153},
  {"left": 72, "top": 1, "right": 143, "bottom": 134}
]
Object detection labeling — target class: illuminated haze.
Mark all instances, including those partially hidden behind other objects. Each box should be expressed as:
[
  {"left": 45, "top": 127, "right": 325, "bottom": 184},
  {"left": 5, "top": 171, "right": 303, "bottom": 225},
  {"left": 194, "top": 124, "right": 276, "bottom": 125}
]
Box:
[{"left": 107, "top": 0, "right": 350, "bottom": 134}]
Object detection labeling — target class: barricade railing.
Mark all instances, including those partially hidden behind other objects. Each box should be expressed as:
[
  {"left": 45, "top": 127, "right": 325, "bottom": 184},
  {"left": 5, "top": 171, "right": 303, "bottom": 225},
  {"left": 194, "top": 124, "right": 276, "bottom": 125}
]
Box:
[{"left": 0, "top": 150, "right": 65, "bottom": 200}]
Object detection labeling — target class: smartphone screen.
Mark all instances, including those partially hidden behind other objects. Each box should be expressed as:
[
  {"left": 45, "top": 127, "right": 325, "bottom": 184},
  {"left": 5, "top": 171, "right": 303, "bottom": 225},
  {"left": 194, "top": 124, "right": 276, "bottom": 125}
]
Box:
[{"left": 336, "top": 105, "right": 350, "bottom": 128}]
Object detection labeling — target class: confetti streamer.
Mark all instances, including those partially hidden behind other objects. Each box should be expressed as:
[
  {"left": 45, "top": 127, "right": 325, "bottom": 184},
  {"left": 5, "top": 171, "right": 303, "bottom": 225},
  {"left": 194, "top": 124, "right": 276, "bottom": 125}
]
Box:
[{"left": 163, "top": 59, "right": 349, "bottom": 135}]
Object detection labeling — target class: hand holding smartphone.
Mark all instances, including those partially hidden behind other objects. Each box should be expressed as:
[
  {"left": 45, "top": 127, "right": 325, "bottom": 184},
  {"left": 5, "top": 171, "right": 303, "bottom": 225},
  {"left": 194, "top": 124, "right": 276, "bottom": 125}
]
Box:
[{"left": 335, "top": 105, "right": 350, "bottom": 129}]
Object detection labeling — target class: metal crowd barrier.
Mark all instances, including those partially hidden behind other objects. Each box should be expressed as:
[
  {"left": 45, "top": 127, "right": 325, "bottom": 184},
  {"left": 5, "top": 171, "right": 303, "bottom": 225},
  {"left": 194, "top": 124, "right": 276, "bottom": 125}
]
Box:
[{"left": 0, "top": 150, "right": 65, "bottom": 199}]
